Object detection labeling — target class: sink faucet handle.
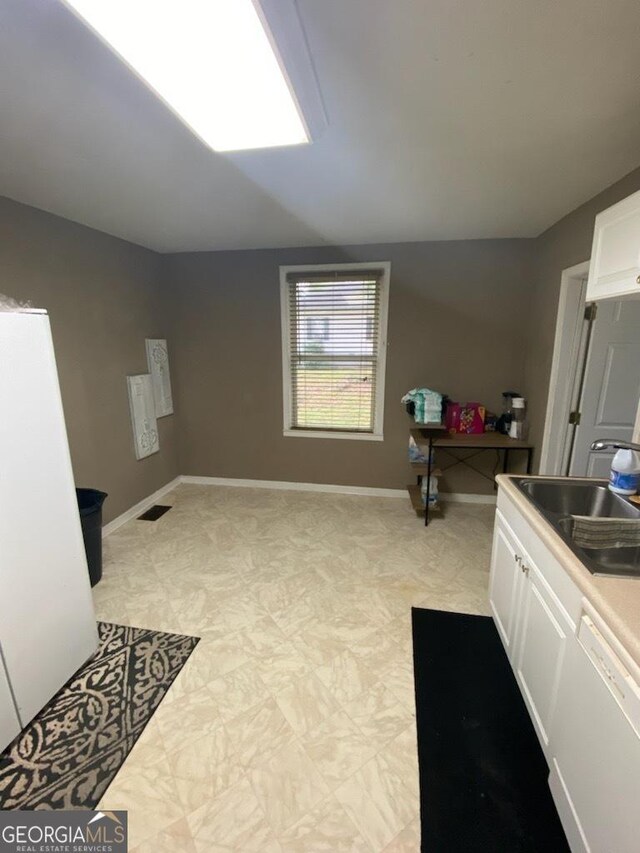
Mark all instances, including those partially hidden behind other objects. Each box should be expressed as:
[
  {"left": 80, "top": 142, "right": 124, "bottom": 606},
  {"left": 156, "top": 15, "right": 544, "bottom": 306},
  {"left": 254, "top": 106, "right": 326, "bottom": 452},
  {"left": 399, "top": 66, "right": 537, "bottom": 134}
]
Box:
[{"left": 591, "top": 438, "right": 640, "bottom": 453}]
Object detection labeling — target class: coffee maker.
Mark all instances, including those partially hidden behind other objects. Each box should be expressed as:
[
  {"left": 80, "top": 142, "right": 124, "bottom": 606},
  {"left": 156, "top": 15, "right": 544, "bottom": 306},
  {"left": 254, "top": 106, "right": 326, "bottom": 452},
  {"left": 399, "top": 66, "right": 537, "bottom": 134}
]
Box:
[{"left": 497, "top": 391, "right": 522, "bottom": 436}]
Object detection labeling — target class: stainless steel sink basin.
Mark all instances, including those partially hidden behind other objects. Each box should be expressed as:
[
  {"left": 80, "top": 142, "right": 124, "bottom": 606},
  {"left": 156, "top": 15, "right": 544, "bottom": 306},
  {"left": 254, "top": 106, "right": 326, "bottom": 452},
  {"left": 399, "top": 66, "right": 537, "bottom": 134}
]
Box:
[
  {"left": 518, "top": 479, "right": 640, "bottom": 519},
  {"left": 513, "top": 478, "right": 640, "bottom": 579}
]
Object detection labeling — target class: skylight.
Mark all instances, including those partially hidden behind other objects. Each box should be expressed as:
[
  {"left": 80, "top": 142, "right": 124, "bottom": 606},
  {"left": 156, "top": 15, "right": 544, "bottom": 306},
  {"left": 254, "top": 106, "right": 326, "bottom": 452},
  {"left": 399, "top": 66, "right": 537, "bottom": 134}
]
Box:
[{"left": 61, "top": 0, "right": 310, "bottom": 152}]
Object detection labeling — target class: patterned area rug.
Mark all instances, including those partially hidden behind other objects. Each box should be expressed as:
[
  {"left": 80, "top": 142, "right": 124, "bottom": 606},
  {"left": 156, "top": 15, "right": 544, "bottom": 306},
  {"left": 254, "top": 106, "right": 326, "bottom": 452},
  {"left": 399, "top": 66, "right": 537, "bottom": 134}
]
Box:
[{"left": 0, "top": 622, "right": 199, "bottom": 810}]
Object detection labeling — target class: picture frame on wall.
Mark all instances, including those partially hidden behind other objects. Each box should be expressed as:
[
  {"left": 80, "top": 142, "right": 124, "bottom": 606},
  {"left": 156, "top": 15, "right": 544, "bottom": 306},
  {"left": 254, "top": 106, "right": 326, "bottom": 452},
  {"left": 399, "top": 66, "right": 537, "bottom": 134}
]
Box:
[
  {"left": 145, "top": 338, "right": 173, "bottom": 417},
  {"left": 127, "top": 374, "right": 159, "bottom": 459}
]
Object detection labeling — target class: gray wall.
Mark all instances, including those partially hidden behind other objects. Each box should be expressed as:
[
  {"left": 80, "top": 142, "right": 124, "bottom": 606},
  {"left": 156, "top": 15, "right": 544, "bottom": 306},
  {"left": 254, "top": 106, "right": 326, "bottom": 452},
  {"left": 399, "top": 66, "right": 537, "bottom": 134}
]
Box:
[
  {"left": 164, "top": 240, "right": 533, "bottom": 494},
  {"left": 0, "top": 196, "right": 179, "bottom": 523},
  {"left": 5, "top": 161, "right": 639, "bottom": 511},
  {"left": 524, "top": 165, "right": 640, "bottom": 464}
]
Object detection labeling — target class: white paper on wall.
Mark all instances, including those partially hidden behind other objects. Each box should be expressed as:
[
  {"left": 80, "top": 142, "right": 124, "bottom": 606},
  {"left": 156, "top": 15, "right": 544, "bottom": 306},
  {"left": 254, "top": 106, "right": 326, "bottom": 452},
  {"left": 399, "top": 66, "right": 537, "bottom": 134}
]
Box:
[
  {"left": 127, "top": 374, "right": 160, "bottom": 460},
  {"left": 145, "top": 338, "right": 173, "bottom": 417}
]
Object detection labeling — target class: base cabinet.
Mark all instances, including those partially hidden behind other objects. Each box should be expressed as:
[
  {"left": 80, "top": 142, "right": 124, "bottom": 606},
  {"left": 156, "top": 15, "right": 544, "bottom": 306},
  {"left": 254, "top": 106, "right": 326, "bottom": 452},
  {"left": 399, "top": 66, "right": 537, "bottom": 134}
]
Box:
[
  {"left": 514, "top": 561, "right": 570, "bottom": 753},
  {"left": 488, "top": 511, "right": 525, "bottom": 659},
  {"left": 490, "top": 490, "right": 640, "bottom": 852},
  {"left": 489, "top": 510, "right": 572, "bottom": 757}
]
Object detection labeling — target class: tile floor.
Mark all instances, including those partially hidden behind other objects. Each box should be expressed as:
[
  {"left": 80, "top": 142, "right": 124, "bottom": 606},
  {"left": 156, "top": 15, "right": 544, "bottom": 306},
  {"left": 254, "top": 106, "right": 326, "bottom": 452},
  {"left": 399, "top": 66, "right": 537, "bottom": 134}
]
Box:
[{"left": 94, "top": 484, "right": 495, "bottom": 852}]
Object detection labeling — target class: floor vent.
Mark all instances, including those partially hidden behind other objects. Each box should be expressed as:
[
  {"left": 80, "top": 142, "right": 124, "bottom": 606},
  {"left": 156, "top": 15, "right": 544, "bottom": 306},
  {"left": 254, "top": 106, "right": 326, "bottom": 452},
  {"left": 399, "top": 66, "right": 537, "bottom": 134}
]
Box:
[{"left": 138, "top": 504, "right": 172, "bottom": 521}]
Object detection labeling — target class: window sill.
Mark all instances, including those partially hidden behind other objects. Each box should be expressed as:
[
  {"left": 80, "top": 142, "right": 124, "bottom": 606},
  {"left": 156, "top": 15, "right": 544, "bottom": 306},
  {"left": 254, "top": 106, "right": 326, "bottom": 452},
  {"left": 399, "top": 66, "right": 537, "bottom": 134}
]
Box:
[{"left": 283, "top": 429, "right": 384, "bottom": 442}]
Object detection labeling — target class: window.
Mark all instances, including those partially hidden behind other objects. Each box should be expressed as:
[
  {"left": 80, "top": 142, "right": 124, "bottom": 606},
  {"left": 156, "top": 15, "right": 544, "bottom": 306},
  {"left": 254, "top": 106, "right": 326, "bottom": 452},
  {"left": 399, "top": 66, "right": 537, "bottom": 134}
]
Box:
[
  {"left": 280, "top": 262, "right": 390, "bottom": 440},
  {"left": 306, "top": 317, "right": 330, "bottom": 341}
]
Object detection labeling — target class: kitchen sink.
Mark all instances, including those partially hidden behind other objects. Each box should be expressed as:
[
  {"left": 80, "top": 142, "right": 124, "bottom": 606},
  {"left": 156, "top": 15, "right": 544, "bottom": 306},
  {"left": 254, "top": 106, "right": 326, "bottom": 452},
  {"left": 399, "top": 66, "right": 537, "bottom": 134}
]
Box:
[
  {"left": 513, "top": 478, "right": 640, "bottom": 578},
  {"left": 518, "top": 479, "right": 640, "bottom": 520}
]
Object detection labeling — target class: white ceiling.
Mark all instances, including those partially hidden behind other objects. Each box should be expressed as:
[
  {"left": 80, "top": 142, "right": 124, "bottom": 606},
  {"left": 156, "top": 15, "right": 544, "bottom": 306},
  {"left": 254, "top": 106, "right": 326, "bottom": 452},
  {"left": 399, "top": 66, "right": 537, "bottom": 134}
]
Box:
[{"left": 1, "top": 0, "right": 640, "bottom": 253}]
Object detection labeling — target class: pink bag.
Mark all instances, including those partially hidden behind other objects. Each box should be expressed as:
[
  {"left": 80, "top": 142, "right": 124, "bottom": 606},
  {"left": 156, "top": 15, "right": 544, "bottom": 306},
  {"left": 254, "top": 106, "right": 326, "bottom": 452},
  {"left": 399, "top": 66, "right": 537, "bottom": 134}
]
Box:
[{"left": 445, "top": 402, "right": 486, "bottom": 434}]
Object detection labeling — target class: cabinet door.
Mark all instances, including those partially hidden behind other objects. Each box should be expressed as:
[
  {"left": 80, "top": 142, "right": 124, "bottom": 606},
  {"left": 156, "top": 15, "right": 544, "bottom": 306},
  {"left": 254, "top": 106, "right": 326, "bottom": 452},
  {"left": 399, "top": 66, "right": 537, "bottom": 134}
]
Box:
[
  {"left": 586, "top": 189, "right": 640, "bottom": 301},
  {"left": 488, "top": 511, "right": 525, "bottom": 660},
  {"left": 514, "top": 560, "right": 571, "bottom": 755}
]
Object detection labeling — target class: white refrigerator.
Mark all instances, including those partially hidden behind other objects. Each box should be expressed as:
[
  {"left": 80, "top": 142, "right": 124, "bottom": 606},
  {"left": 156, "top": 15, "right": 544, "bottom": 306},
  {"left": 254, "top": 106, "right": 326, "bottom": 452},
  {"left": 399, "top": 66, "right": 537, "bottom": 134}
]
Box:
[{"left": 0, "top": 309, "right": 98, "bottom": 751}]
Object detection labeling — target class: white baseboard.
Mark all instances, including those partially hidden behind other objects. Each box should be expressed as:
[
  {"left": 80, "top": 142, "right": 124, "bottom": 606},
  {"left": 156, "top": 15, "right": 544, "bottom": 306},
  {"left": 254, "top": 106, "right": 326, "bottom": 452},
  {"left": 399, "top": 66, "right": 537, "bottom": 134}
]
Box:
[
  {"left": 180, "top": 475, "right": 407, "bottom": 498},
  {"left": 102, "top": 475, "right": 496, "bottom": 536},
  {"left": 102, "top": 476, "right": 182, "bottom": 538},
  {"left": 180, "top": 475, "right": 497, "bottom": 504},
  {"left": 440, "top": 492, "right": 496, "bottom": 505}
]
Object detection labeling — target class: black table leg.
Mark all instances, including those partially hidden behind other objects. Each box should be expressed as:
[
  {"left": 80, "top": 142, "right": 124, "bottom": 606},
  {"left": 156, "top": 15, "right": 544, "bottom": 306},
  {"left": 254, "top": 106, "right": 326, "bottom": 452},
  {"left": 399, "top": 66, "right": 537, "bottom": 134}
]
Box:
[
  {"left": 526, "top": 448, "right": 533, "bottom": 474},
  {"left": 425, "top": 436, "right": 433, "bottom": 526}
]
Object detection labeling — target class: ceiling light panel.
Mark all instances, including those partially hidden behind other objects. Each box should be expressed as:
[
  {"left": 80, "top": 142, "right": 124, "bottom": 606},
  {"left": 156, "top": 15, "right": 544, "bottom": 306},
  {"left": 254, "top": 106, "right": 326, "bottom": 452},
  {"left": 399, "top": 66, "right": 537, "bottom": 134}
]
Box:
[{"left": 61, "top": 0, "right": 309, "bottom": 152}]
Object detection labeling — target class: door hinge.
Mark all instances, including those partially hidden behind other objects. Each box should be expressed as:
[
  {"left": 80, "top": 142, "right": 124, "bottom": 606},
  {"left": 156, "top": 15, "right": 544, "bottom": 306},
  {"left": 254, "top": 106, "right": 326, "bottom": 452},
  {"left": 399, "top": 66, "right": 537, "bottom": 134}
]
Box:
[
  {"left": 569, "top": 410, "right": 581, "bottom": 426},
  {"left": 584, "top": 303, "right": 597, "bottom": 322}
]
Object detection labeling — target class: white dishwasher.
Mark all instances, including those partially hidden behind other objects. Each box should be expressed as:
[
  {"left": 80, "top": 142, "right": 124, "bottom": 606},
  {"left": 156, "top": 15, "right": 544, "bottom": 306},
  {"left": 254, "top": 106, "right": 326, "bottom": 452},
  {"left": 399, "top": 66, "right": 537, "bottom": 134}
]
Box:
[{"left": 549, "top": 605, "right": 640, "bottom": 853}]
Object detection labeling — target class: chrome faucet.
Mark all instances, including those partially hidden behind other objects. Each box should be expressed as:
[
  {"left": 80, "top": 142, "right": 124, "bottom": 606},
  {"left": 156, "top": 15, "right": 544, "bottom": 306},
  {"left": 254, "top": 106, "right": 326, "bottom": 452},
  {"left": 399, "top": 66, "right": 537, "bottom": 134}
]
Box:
[{"left": 591, "top": 439, "right": 640, "bottom": 452}]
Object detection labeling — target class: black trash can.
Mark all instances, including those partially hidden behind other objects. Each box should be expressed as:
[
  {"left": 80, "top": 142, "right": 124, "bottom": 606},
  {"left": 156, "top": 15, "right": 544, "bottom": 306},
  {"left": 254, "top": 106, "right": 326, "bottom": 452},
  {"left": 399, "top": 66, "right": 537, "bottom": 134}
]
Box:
[{"left": 76, "top": 488, "right": 108, "bottom": 587}]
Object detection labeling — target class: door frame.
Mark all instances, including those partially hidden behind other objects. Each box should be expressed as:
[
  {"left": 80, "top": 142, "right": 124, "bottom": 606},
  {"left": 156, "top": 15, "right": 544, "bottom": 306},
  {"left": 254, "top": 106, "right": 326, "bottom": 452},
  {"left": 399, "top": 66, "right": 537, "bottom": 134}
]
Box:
[{"left": 539, "top": 261, "right": 591, "bottom": 475}]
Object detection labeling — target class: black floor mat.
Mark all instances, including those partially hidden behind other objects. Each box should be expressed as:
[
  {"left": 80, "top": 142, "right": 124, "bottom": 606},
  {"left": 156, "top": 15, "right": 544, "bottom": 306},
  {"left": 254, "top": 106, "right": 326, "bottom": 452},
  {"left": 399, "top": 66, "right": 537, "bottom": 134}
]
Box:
[{"left": 412, "top": 607, "right": 570, "bottom": 853}]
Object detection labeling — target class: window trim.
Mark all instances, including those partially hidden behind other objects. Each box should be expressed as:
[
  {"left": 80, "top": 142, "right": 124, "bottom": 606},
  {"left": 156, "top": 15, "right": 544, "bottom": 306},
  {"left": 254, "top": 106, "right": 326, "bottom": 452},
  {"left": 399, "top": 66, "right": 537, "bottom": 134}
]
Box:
[{"left": 279, "top": 261, "right": 390, "bottom": 441}]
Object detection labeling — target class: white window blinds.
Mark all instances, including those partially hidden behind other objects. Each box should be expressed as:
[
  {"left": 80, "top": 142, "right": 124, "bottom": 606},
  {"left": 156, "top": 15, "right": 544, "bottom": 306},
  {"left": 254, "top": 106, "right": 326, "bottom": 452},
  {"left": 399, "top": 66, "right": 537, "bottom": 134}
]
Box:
[{"left": 283, "top": 266, "right": 388, "bottom": 434}]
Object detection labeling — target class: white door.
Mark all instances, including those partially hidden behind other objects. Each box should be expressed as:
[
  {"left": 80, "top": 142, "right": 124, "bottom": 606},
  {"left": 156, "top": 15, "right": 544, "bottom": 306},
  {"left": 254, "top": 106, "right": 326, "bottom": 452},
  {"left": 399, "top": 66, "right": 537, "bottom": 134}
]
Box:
[
  {"left": 514, "top": 560, "right": 571, "bottom": 756},
  {"left": 488, "top": 511, "right": 525, "bottom": 660},
  {"left": 569, "top": 298, "right": 640, "bottom": 477},
  {"left": 0, "top": 311, "right": 98, "bottom": 728}
]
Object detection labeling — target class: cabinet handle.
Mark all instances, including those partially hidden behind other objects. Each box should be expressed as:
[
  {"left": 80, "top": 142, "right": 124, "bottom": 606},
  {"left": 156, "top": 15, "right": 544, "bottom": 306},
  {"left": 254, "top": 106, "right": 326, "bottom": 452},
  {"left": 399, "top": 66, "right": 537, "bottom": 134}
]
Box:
[
  {"left": 514, "top": 554, "right": 521, "bottom": 565},
  {"left": 637, "top": 275, "right": 640, "bottom": 285},
  {"left": 522, "top": 564, "right": 530, "bottom": 576}
]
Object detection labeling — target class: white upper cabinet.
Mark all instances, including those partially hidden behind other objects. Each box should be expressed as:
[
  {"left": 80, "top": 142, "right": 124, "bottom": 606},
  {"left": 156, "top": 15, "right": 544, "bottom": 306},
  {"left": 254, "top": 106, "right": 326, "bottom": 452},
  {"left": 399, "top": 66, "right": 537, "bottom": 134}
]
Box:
[{"left": 586, "top": 189, "right": 640, "bottom": 301}]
